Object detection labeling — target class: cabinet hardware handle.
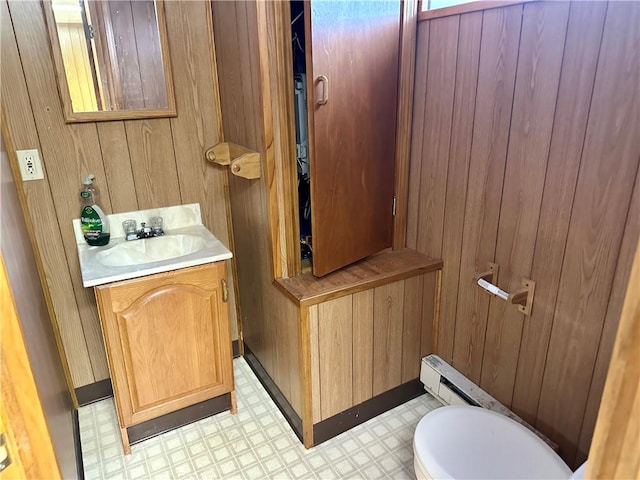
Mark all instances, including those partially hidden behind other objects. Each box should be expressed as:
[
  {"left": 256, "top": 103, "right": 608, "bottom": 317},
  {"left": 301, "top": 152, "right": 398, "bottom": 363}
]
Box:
[
  {"left": 317, "top": 75, "right": 329, "bottom": 105},
  {"left": 221, "top": 279, "right": 228, "bottom": 303}
]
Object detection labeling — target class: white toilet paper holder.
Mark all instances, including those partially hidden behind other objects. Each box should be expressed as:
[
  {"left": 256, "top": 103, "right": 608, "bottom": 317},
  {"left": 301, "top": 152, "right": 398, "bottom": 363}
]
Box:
[{"left": 475, "top": 263, "right": 536, "bottom": 316}]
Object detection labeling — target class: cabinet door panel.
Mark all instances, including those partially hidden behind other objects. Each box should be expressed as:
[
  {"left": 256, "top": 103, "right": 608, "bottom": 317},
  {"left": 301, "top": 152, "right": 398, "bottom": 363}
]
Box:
[
  {"left": 118, "top": 284, "right": 222, "bottom": 411},
  {"left": 306, "top": 1, "right": 401, "bottom": 276}
]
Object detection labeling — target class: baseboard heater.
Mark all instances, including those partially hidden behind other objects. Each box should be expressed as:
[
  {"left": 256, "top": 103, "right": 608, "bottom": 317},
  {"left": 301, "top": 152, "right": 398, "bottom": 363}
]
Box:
[{"left": 420, "top": 355, "right": 558, "bottom": 452}]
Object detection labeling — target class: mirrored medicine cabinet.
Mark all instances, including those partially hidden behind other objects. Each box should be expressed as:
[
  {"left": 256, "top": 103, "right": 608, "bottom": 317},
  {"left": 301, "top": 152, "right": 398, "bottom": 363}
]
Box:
[{"left": 44, "top": 0, "right": 176, "bottom": 122}]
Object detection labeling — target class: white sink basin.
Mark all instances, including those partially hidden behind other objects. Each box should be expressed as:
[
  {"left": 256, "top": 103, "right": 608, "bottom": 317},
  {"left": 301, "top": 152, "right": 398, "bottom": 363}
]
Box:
[{"left": 96, "top": 234, "right": 206, "bottom": 267}]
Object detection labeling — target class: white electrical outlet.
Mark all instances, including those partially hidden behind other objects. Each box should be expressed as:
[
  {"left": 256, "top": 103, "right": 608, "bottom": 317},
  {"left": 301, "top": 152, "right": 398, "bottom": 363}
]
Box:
[{"left": 17, "top": 149, "right": 44, "bottom": 181}]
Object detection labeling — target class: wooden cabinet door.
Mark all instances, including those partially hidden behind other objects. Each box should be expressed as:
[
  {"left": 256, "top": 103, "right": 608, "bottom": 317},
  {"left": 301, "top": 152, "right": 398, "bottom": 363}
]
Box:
[
  {"left": 95, "top": 263, "right": 233, "bottom": 426},
  {"left": 305, "top": 1, "right": 401, "bottom": 276}
]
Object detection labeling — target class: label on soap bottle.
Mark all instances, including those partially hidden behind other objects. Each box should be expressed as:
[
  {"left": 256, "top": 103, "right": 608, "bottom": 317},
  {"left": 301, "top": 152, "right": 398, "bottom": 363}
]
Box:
[{"left": 81, "top": 205, "right": 102, "bottom": 239}]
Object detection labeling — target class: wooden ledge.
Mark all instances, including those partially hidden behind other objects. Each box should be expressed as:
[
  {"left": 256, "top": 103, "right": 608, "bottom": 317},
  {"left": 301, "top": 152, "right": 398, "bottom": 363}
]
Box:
[{"left": 275, "top": 248, "right": 442, "bottom": 307}]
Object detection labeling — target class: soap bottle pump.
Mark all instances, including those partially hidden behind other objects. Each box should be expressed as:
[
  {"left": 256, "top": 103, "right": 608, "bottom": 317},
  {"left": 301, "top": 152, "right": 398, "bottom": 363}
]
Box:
[{"left": 80, "top": 174, "right": 110, "bottom": 246}]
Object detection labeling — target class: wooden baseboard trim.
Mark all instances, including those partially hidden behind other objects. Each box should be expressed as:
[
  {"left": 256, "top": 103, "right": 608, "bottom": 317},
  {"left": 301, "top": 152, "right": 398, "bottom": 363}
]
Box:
[
  {"left": 243, "top": 343, "right": 303, "bottom": 442},
  {"left": 313, "top": 379, "right": 425, "bottom": 445},
  {"left": 128, "top": 394, "right": 231, "bottom": 446},
  {"left": 75, "top": 378, "right": 113, "bottom": 406},
  {"left": 72, "top": 408, "right": 85, "bottom": 480}
]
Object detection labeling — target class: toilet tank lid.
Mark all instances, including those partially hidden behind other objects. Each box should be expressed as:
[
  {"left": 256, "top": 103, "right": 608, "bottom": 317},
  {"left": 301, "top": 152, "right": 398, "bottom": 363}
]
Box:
[{"left": 414, "top": 406, "right": 573, "bottom": 480}]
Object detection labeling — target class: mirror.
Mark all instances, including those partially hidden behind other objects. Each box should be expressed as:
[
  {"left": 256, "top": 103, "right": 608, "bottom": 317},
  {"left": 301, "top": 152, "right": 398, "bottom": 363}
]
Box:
[{"left": 45, "top": 0, "right": 176, "bottom": 122}]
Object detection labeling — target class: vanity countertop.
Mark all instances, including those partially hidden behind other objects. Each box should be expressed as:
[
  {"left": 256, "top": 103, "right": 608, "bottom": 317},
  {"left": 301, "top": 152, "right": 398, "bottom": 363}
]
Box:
[{"left": 74, "top": 203, "right": 232, "bottom": 287}]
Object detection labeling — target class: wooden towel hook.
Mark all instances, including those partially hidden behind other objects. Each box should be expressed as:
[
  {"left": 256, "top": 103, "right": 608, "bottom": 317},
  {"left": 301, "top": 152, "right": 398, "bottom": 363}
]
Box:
[{"left": 205, "top": 142, "right": 261, "bottom": 180}]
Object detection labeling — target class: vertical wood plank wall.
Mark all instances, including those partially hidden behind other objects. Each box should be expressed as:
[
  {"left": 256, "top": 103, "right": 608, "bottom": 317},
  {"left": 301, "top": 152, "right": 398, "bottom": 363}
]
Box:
[
  {"left": 407, "top": 0, "right": 639, "bottom": 467},
  {"left": 1, "top": 0, "right": 238, "bottom": 388},
  {"left": 211, "top": 1, "right": 304, "bottom": 416},
  {"left": 308, "top": 273, "right": 435, "bottom": 423}
]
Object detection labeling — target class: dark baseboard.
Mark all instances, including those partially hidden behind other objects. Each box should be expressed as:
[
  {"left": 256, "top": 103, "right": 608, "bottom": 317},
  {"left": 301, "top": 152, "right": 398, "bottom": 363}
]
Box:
[
  {"left": 232, "top": 339, "right": 240, "bottom": 358},
  {"left": 243, "top": 343, "right": 303, "bottom": 443},
  {"left": 75, "top": 378, "right": 113, "bottom": 406},
  {"left": 128, "top": 394, "right": 231, "bottom": 446},
  {"left": 313, "top": 379, "right": 425, "bottom": 445},
  {"left": 72, "top": 408, "right": 85, "bottom": 480}
]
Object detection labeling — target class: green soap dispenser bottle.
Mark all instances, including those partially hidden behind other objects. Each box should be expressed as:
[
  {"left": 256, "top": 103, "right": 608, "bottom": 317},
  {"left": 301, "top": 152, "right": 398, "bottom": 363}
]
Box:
[{"left": 80, "top": 174, "right": 110, "bottom": 246}]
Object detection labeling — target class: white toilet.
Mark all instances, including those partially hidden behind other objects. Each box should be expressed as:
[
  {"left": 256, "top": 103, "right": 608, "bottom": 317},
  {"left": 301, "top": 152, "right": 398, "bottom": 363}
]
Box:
[{"left": 413, "top": 405, "right": 587, "bottom": 480}]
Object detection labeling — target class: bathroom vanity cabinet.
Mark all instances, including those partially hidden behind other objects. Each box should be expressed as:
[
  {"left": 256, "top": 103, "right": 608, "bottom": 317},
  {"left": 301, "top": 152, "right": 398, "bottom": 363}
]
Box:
[{"left": 94, "top": 261, "right": 234, "bottom": 454}]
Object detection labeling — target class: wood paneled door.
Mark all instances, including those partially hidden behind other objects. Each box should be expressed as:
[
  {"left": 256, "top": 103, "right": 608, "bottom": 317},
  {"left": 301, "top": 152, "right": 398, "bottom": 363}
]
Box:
[{"left": 305, "top": 1, "right": 401, "bottom": 276}]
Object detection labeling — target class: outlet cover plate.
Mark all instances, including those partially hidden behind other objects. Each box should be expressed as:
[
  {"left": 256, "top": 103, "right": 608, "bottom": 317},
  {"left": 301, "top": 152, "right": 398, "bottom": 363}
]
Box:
[{"left": 17, "top": 149, "right": 44, "bottom": 181}]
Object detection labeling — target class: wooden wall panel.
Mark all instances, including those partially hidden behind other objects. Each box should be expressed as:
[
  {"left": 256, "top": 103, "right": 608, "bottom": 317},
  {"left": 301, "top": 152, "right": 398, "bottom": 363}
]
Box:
[
  {"left": 352, "top": 290, "right": 374, "bottom": 405},
  {"left": 401, "top": 275, "right": 424, "bottom": 382},
  {"left": 311, "top": 273, "right": 436, "bottom": 421},
  {"left": 480, "top": 1, "right": 570, "bottom": 405},
  {"left": 373, "top": 281, "right": 405, "bottom": 395},
  {"left": 414, "top": 15, "right": 458, "bottom": 257},
  {"left": 408, "top": 0, "right": 640, "bottom": 467},
  {"left": 211, "top": 0, "right": 304, "bottom": 416},
  {"left": 1, "top": 0, "right": 93, "bottom": 387},
  {"left": 2, "top": 0, "right": 236, "bottom": 388},
  {"left": 318, "top": 296, "right": 353, "bottom": 419},
  {"left": 437, "top": 11, "right": 481, "bottom": 362},
  {"left": 536, "top": 0, "right": 640, "bottom": 462},
  {"left": 450, "top": 4, "right": 522, "bottom": 382},
  {"left": 405, "top": 22, "right": 429, "bottom": 249},
  {"left": 512, "top": 0, "right": 607, "bottom": 424}
]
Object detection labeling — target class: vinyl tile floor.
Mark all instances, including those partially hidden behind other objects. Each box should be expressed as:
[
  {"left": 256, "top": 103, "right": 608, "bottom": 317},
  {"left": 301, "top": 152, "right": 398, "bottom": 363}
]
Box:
[{"left": 79, "top": 357, "right": 442, "bottom": 479}]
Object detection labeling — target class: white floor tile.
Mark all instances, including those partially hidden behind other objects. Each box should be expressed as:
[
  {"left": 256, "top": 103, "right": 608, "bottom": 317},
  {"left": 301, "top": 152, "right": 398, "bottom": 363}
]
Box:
[{"left": 79, "top": 357, "right": 439, "bottom": 479}]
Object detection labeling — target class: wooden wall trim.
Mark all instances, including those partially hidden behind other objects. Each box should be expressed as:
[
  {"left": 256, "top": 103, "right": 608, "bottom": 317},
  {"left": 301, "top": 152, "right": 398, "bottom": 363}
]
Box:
[
  {"left": 418, "top": 0, "right": 538, "bottom": 21},
  {"left": 275, "top": 249, "right": 442, "bottom": 307},
  {"left": 256, "top": 1, "right": 300, "bottom": 279},
  {"left": 586, "top": 240, "right": 640, "bottom": 479},
  {"left": 393, "top": 0, "right": 418, "bottom": 249}
]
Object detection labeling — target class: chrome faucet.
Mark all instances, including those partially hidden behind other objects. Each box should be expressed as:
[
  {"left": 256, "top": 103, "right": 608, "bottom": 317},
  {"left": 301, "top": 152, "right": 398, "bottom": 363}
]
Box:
[{"left": 122, "top": 217, "right": 164, "bottom": 241}]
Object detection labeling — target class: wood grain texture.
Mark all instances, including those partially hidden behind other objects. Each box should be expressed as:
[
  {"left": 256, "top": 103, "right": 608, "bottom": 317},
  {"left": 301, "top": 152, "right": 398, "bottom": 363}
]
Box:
[
  {"left": 352, "top": 290, "right": 374, "bottom": 405},
  {"left": 437, "top": 11, "right": 482, "bottom": 362},
  {"left": 419, "top": 0, "right": 537, "bottom": 21},
  {"left": 512, "top": 0, "right": 607, "bottom": 424},
  {"left": 451, "top": 4, "right": 522, "bottom": 382},
  {"left": 1, "top": 0, "right": 93, "bottom": 388},
  {"left": 276, "top": 248, "right": 442, "bottom": 307},
  {"left": 480, "top": 0, "right": 570, "bottom": 405},
  {"left": 308, "top": 1, "right": 400, "bottom": 276},
  {"left": 3, "top": 0, "right": 237, "bottom": 388},
  {"left": 256, "top": 0, "right": 299, "bottom": 278},
  {"left": 576, "top": 165, "right": 640, "bottom": 466},
  {"left": 8, "top": 0, "right": 111, "bottom": 383},
  {"left": 95, "top": 262, "right": 233, "bottom": 432},
  {"left": 422, "top": 271, "right": 438, "bottom": 357},
  {"left": 401, "top": 275, "right": 424, "bottom": 382},
  {"left": 393, "top": 0, "right": 418, "bottom": 249},
  {"left": 586, "top": 241, "right": 640, "bottom": 480},
  {"left": 536, "top": 0, "right": 640, "bottom": 462},
  {"left": 1, "top": 136, "right": 78, "bottom": 476},
  {"left": 318, "top": 296, "right": 353, "bottom": 420},
  {"left": 405, "top": 21, "right": 429, "bottom": 250},
  {"left": 125, "top": 119, "right": 181, "bottom": 209},
  {"left": 1, "top": 257, "right": 62, "bottom": 480},
  {"left": 163, "top": 0, "right": 237, "bottom": 334},
  {"left": 96, "top": 122, "right": 139, "bottom": 212},
  {"left": 411, "top": 1, "right": 639, "bottom": 466},
  {"left": 415, "top": 14, "right": 459, "bottom": 258},
  {"left": 373, "top": 281, "right": 405, "bottom": 396},
  {"left": 308, "top": 304, "right": 321, "bottom": 425}
]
